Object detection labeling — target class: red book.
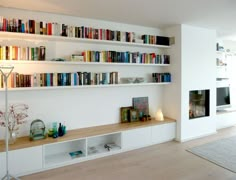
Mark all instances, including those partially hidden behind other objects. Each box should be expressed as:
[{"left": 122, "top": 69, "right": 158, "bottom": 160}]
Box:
[
  {"left": 89, "top": 27, "right": 92, "bottom": 39},
  {"left": 3, "top": 18, "right": 7, "bottom": 31},
  {"left": 47, "top": 23, "right": 52, "bottom": 35}
]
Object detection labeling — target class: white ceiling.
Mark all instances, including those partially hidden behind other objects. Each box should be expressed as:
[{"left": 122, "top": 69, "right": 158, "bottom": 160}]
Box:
[{"left": 0, "top": 0, "right": 236, "bottom": 40}]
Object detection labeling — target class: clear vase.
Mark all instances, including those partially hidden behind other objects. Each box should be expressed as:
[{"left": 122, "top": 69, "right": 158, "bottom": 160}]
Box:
[{"left": 8, "top": 129, "right": 17, "bottom": 144}]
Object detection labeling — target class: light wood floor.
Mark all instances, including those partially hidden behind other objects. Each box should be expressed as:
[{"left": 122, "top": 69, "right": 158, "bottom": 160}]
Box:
[{"left": 21, "top": 126, "right": 236, "bottom": 180}]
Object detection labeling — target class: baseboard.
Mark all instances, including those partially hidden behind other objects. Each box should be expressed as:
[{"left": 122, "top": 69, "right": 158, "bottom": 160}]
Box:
[
  {"left": 179, "top": 131, "right": 217, "bottom": 142},
  {"left": 216, "top": 124, "right": 236, "bottom": 130}
]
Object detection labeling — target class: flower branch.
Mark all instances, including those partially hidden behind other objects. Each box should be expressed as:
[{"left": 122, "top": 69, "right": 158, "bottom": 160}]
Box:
[{"left": 0, "top": 104, "right": 29, "bottom": 132}]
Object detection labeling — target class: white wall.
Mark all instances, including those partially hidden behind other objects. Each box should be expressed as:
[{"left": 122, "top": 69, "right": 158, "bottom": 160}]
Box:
[
  {"left": 0, "top": 7, "right": 168, "bottom": 139},
  {"left": 0, "top": 7, "right": 221, "bottom": 142},
  {"left": 180, "top": 25, "right": 217, "bottom": 141},
  {"left": 165, "top": 25, "right": 217, "bottom": 141},
  {"left": 164, "top": 25, "right": 182, "bottom": 141}
]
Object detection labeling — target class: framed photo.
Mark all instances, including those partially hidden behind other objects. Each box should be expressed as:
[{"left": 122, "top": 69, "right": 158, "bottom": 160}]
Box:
[
  {"left": 132, "top": 97, "right": 149, "bottom": 119},
  {"left": 120, "top": 106, "right": 132, "bottom": 123},
  {"left": 129, "top": 109, "right": 139, "bottom": 122}
]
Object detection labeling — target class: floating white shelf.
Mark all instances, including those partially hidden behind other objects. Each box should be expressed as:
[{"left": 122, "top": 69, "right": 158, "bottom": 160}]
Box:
[
  {"left": 216, "top": 65, "right": 227, "bottom": 68},
  {"left": 0, "top": 60, "right": 170, "bottom": 66},
  {"left": 1, "top": 82, "right": 171, "bottom": 92},
  {"left": 216, "top": 51, "right": 225, "bottom": 54},
  {"left": 0, "top": 31, "right": 171, "bottom": 49}
]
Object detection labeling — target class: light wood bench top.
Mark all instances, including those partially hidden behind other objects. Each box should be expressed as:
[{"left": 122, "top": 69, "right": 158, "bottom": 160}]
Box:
[{"left": 0, "top": 117, "right": 176, "bottom": 152}]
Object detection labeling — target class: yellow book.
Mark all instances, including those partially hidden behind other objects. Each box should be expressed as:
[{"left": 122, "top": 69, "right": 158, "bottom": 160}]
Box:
[
  {"left": 0, "top": 46, "right": 2, "bottom": 60},
  {"left": 53, "top": 73, "right": 58, "bottom": 86},
  {"left": 9, "top": 45, "right": 13, "bottom": 60},
  {"left": 2, "top": 46, "right": 6, "bottom": 60}
]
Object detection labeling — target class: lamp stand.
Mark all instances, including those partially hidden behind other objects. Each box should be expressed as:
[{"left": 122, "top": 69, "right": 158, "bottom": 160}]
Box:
[{"left": 0, "top": 65, "right": 20, "bottom": 180}]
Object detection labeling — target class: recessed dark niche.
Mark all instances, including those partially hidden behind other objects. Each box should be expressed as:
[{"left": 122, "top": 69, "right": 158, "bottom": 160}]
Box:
[{"left": 189, "top": 89, "right": 210, "bottom": 119}]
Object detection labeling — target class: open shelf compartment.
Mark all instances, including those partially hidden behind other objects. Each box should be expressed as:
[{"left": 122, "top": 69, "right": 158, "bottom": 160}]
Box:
[
  {"left": 43, "top": 138, "right": 86, "bottom": 167},
  {"left": 87, "top": 133, "right": 122, "bottom": 156}
]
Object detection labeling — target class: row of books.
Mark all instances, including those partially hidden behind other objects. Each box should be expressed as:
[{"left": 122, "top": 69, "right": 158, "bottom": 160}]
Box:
[
  {"left": 152, "top": 73, "right": 171, "bottom": 83},
  {"left": 0, "top": 16, "right": 170, "bottom": 45},
  {"left": 75, "top": 51, "right": 170, "bottom": 64},
  {"left": 0, "top": 45, "right": 46, "bottom": 60},
  {"left": 142, "top": 35, "right": 170, "bottom": 46},
  {"left": 0, "top": 71, "right": 119, "bottom": 88},
  {"left": 0, "top": 16, "right": 138, "bottom": 42}
]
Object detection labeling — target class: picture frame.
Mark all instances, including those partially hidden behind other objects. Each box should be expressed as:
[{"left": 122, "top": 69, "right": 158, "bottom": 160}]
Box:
[
  {"left": 129, "top": 109, "right": 139, "bottom": 122},
  {"left": 120, "top": 106, "right": 132, "bottom": 123},
  {"left": 132, "top": 96, "right": 149, "bottom": 119}
]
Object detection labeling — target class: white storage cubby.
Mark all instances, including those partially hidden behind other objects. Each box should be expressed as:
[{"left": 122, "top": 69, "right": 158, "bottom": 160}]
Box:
[
  {"left": 44, "top": 138, "right": 86, "bottom": 167},
  {"left": 87, "top": 133, "right": 122, "bottom": 156}
]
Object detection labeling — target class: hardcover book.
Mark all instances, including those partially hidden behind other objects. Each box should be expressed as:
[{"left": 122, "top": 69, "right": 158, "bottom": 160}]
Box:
[{"left": 69, "top": 150, "right": 83, "bottom": 159}]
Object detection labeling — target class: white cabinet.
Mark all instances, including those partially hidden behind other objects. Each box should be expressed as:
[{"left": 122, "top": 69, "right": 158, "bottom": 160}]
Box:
[
  {"left": 0, "top": 120, "right": 176, "bottom": 177},
  {"left": 216, "top": 111, "right": 236, "bottom": 130},
  {"left": 0, "top": 146, "right": 42, "bottom": 177},
  {"left": 151, "top": 122, "right": 176, "bottom": 144},
  {"left": 44, "top": 138, "right": 86, "bottom": 168},
  {"left": 122, "top": 127, "right": 152, "bottom": 150}
]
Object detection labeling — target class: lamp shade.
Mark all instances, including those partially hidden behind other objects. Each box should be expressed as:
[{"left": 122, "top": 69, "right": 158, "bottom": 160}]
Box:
[{"left": 155, "top": 109, "right": 164, "bottom": 121}]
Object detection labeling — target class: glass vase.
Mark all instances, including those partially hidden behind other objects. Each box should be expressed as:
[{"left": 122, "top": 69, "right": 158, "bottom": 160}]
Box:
[{"left": 8, "top": 129, "right": 17, "bottom": 144}]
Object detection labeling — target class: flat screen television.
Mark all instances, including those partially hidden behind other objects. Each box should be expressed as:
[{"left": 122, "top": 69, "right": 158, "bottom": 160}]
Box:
[{"left": 216, "top": 86, "right": 231, "bottom": 109}]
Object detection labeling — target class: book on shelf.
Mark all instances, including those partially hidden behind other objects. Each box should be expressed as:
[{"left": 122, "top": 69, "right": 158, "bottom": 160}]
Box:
[
  {"left": 80, "top": 50, "right": 170, "bottom": 64},
  {"left": 69, "top": 150, "right": 83, "bottom": 159},
  {"left": 0, "top": 45, "right": 45, "bottom": 61},
  {"left": 71, "top": 54, "right": 84, "bottom": 62},
  {"left": 0, "top": 15, "right": 173, "bottom": 49}
]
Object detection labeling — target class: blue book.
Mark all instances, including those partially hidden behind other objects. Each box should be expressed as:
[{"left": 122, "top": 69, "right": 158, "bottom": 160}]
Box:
[
  {"left": 74, "top": 73, "right": 77, "bottom": 85},
  {"left": 46, "top": 73, "right": 51, "bottom": 86},
  {"left": 62, "top": 73, "right": 66, "bottom": 86},
  {"left": 21, "top": 24, "right": 25, "bottom": 33},
  {"left": 69, "top": 150, "right": 83, "bottom": 159}
]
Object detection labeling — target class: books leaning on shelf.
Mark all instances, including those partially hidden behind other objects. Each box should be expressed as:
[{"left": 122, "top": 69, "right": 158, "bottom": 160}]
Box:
[
  {"left": 0, "top": 16, "right": 171, "bottom": 46},
  {"left": 69, "top": 150, "right": 83, "bottom": 159},
  {"left": 142, "top": 35, "right": 170, "bottom": 46},
  {"left": 81, "top": 50, "right": 170, "bottom": 64},
  {"left": 0, "top": 16, "right": 137, "bottom": 42},
  {"left": 0, "top": 45, "right": 46, "bottom": 60},
  {"left": 152, "top": 73, "right": 171, "bottom": 83},
  {"left": 0, "top": 71, "right": 119, "bottom": 88}
]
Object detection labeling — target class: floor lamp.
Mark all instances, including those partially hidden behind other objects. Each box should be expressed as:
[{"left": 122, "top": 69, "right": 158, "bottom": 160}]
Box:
[{"left": 0, "top": 65, "right": 19, "bottom": 180}]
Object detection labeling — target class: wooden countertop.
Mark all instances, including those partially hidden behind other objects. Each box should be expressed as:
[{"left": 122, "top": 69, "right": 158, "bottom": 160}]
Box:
[{"left": 0, "top": 117, "right": 176, "bottom": 152}]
